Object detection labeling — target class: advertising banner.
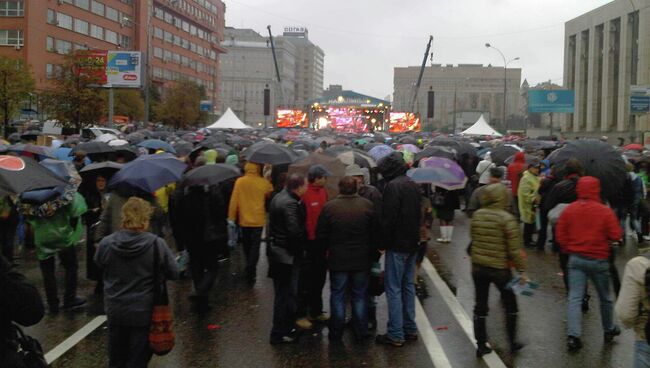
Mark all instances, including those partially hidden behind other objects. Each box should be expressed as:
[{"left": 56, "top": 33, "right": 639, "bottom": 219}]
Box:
[
  {"left": 528, "top": 90, "right": 575, "bottom": 113},
  {"left": 76, "top": 51, "right": 142, "bottom": 88},
  {"left": 631, "top": 95, "right": 650, "bottom": 113}
]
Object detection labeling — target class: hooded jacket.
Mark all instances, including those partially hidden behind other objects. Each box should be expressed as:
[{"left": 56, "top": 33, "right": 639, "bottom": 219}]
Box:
[
  {"left": 228, "top": 162, "right": 274, "bottom": 227},
  {"left": 476, "top": 153, "right": 494, "bottom": 185},
  {"left": 556, "top": 176, "right": 621, "bottom": 260},
  {"left": 507, "top": 152, "right": 526, "bottom": 196},
  {"left": 302, "top": 183, "right": 328, "bottom": 242},
  {"left": 470, "top": 183, "right": 525, "bottom": 271},
  {"left": 517, "top": 169, "right": 540, "bottom": 224},
  {"left": 95, "top": 231, "right": 179, "bottom": 326}
]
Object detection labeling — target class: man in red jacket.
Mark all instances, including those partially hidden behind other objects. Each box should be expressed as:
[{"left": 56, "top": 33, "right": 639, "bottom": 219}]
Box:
[
  {"left": 507, "top": 152, "right": 526, "bottom": 218},
  {"left": 296, "top": 164, "right": 331, "bottom": 329},
  {"left": 556, "top": 176, "right": 622, "bottom": 351}
]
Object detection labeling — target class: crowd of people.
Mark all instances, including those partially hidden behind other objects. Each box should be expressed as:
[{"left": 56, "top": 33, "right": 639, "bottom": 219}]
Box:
[{"left": 1, "top": 130, "right": 650, "bottom": 367}]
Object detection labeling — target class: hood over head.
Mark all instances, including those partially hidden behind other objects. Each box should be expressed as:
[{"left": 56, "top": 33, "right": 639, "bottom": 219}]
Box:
[
  {"left": 105, "top": 231, "right": 156, "bottom": 259},
  {"left": 484, "top": 152, "right": 492, "bottom": 161},
  {"left": 244, "top": 162, "right": 262, "bottom": 176},
  {"left": 203, "top": 149, "right": 217, "bottom": 165},
  {"left": 513, "top": 152, "right": 525, "bottom": 164},
  {"left": 576, "top": 176, "right": 601, "bottom": 201},
  {"left": 377, "top": 152, "right": 407, "bottom": 180},
  {"left": 480, "top": 183, "right": 510, "bottom": 210}
]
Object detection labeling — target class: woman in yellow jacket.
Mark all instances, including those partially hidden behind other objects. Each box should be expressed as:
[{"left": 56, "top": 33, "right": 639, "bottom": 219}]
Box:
[
  {"left": 517, "top": 164, "right": 541, "bottom": 247},
  {"left": 228, "top": 162, "right": 273, "bottom": 283}
]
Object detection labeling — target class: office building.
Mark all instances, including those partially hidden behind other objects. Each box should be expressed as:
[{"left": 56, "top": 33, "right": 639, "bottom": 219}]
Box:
[{"left": 280, "top": 27, "right": 324, "bottom": 107}]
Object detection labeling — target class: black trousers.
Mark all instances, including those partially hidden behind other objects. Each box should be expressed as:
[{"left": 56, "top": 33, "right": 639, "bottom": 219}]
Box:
[
  {"left": 297, "top": 245, "right": 327, "bottom": 318},
  {"left": 271, "top": 265, "right": 299, "bottom": 340},
  {"left": 536, "top": 211, "right": 549, "bottom": 249},
  {"left": 0, "top": 223, "right": 15, "bottom": 260},
  {"left": 241, "top": 227, "right": 263, "bottom": 279},
  {"left": 472, "top": 264, "right": 517, "bottom": 318},
  {"left": 188, "top": 241, "right": 219, "bottom": 298},
  {"left": 108, "top": 323, "right": 152, "bottom": 368},
  {"left": 523, "top": 222, "right": 535, "bottom": 246},
  {"left": 39, "top": 246, "right": 78, "bottom": 308}
]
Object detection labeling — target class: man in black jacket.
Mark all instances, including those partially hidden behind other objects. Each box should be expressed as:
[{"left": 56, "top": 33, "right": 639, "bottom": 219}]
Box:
[
  {"left": 317, "top": 176, "right": 377, "bottom": 341},
  {"left": 267, "top": 174, "right": 307, "bottom": 344},
  {"left": 0, "top": 255, "right": 45, "bottom": 367},
  {"left": 375, "top": 152, "right": 422, "bottom": 347}
]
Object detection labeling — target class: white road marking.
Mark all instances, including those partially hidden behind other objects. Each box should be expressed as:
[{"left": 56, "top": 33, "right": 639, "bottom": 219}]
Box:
[
  {"left": 415, "top": 297, "right": 453, "bottom": 367},
  {"left": 421, "top": 257, "right": 507, "bottom": 368},
  {"left": 44, "top": 315, "right": 107, "bottom": 364}
]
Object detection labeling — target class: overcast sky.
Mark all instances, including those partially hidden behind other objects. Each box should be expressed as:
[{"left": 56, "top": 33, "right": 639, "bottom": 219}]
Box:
[{"left": 224, "top": 0, "right": 613, "bottom": 100}]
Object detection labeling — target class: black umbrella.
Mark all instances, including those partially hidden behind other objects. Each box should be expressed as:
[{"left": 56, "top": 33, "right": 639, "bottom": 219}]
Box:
[
  {"left": 243, "top": 143, "right": 298, "bottom": 165},
  {"left": 489, "top": 145, "right": 520, "bottom": 166},
  {"left": 415, "top": 146, "right": 457, "bottom": 162},
  {"left": 428, "top": 138, "right": 477, "bottom": 158},
  {"left": 126, "top": 132, "right": 146, "bottom": 145},
  {"left": 79, "top": 161, "right": 124, "bottom": 176},
  {"left": 548, "top": 139, "right": 627, "bottom": 207},
  {"left": 181, "top": 164, "right": 241, "bottom": 187},
  {"left": 70, "top": 141, "right": 115, "bottom": 156},
  {"left": 0, "top": 155, "right": 67, "bottom": 195},
  {"left": 398, "top": 136, "right": 417, "bottom": 144},
  {"left": 172, "top": 141, "right": 194, "bottom": 157}
]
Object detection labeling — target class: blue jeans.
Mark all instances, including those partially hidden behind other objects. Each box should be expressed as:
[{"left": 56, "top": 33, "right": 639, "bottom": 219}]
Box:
[
  {"left": 567, "top": 254, "right": 614, "bottom": 337},
  {"left": 635, "top": 340, "right": 650, "bottom": 368},
  {"left": 384, "top": 250, "right": 417, "bottom": 342},
  {"left": 329, "top": 270, "right": 369, "bottom": 339}
]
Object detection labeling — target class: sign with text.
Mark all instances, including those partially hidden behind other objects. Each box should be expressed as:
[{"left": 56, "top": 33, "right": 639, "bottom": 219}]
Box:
[
  {"left": 631, "top": 95, "right": 650, "bottom": 113},
  {"left": 528, "top": 90, "right": 575, "bottom": 113},
  {"left": 76, "top": 51, "right": 142, "bottom": 88}
]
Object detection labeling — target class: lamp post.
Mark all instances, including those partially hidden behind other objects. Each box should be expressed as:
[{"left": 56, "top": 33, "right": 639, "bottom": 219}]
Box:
[
  {"left": 485, "top": 43, "right": 519, "bottom": 133},
  {"left": 452, "top": 77, "right": 470, "bottom": 134}
]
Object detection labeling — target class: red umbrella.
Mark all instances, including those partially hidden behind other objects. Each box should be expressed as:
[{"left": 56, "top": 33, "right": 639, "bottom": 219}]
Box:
[{"left": 624, "top": 143, "right": 643, "bottom": 151}]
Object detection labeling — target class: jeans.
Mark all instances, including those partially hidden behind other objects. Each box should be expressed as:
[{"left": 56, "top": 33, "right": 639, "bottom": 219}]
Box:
[
  {"left": 329, "top": 270, "right": 369, "bottom": 339},
  {"left": 635, "top": 340, "right": 650, "bottom": 368},
  {"left": 567, "top": 254, "right": 614, "bottom": 337},
  {"left": 297, "top": 245, "right": 327, "bottom": 318},
  {"left": 108, "top": 323, "right": 152, "bottom": 368},
  {"left": 472, "top": 264, "right": 518, "bottom": 317},
  {"left": 384, "top": 250, "right": 417, "bottom": 342},
  {"left": 39, "top": 246, "right": 79, "bottom": 308},
  {"left": 241, "top": 227, "right": 263, "bottom": 279},
  {"left": 270, "top": 264, "right": 299, "bottom": 340}
]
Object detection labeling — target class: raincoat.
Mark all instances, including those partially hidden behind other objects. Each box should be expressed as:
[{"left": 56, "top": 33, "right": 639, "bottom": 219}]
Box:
[
  {"left": 507, "top": 152, "right": 526, "bottom": 196},
  {"left": 517, "top": 170, "right": 540, "bottom": 224},
  {"left": 228, "top": 162, "right": 273, "bottom": 227}
]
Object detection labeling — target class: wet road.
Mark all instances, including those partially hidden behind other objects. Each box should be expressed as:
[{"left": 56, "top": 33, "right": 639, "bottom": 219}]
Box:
[{"left": 15, "top": 210, "right": 641, "bottom": 367}]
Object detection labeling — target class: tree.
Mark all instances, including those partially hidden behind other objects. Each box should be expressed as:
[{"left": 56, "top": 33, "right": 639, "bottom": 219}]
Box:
[
  {"left": 42, "top": 53, "right": 106, "bottom": 131},
  {"left": 0, "top": 56, "right": 34, "bottom": 137},
  {"left": 155, "top": 79, "right": 202, "bottom": 129},
  {"left": 102, "top": 89, "right": 144, "bottom": 121}
]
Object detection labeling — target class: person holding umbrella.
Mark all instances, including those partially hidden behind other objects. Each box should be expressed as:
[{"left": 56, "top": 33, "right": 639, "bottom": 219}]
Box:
[{"left": 228, "top": 162, "right": 274, "bottom": 284}]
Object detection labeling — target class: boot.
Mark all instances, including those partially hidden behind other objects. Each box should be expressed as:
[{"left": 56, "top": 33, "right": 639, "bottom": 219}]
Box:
[
  {"left": 368, "top": 306, "right": 377, "bottom": 330},
  {"left": 436, "top": 227, "right": 447, "bottom": 243},
  {"left": 506, "top": 313, "right": 523, "bottom": 352},
  {"left": 473, "top": 315, "right": 492, "bottom": 357},
  {"left": 446, "top": 226, "right": 454, "bottom": 243}
]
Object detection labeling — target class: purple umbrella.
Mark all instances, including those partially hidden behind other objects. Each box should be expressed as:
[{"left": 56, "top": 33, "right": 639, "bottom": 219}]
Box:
[
  {"left": 397, "top": 144, "right": 420, "bottom": 154},
  {"left": 407, "top": 157, "right": 467, "bottom": 190},
  {"left": 368, "top": 144, "right": 394, "bottom": 162}
]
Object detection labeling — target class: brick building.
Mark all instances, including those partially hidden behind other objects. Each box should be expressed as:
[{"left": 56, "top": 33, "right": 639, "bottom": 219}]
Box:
[{"left": 0, "top": 0, "right": 226, "bottom": 118}]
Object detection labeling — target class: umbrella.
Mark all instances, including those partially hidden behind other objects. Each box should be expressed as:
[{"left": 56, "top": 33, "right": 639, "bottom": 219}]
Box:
[
  {"left": 0, "top": 155, "right": 67, "bottom": 195},
  {"left": 109, "top": 153, "right": 187, "bottom": 193},
  {"left": 243, "top": 143, "right": 298, "bottom": 165},
  {"left": 414, "top": 146, "right": 457, "bottom": 162},
  {"left": 504, "top": 154, "right": 541, "bottom": 166},
  {"left": 172, "top": 141, "right": 194, "bottom": 157},
  {"left": 54, "top": 147, "right": 73, "bottom": 161},
  {"left": 397, "top": 144, "right": 420, "bottom": 154},
  {"left": 40, "top": 159, "right": 81, "bottom": 188},
  {"left": 407, "top": 157, "right": 467, "bottom": 190},
  {"left": 180, "top": 164, "right": 241, "bottom": 187},
  {"left": 363, "top": 142, "right": 385, "bottom": 152},
  {"left": 624, "top": 143, "right": 643, "bottom": 151},
  {"left": 429, "top": 138, "right": 477, "bottom": 158},
  {"left": 368, "top": 145, "right": 394, "bottom": 162},
  {"left": 96, "top": 133, "right": 118, "bottom": 143},
  {"left": 71, "top": 141, "right": 115, "bottom": 156},
  {"left": 108, "top": 139, "right": 130, "bottom": 147},
  {"left": 288, "top": 153, "right": 346, "bottom": 198},
  {"left": 8, "top": 143, "right": 55, "bottom": 160},
  {"left": 138, "top": 139, "right": 176, "bottom": 154},
  {"left": 398, "top": 136, "right": 417, "bottom": 144},
  {"left": 80, "top": 161, "right": 124, "bottom": 176},
  {"left": 126, "top": 132, "right": 146, "bottom": 144},
  {"left": 315, "top": 137, "right": 336, "bottom": 145},
  {"left": 490, "top": 145, "right": 520, "bottom": 166},
  {"left": 547, "top": 139, "right": 627, "bottom": 207}
]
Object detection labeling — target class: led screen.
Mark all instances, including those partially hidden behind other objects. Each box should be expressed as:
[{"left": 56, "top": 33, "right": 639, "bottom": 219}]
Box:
[
  {"left": 389, "top": 112, "right": 421, "bottom": 132},
  {"left": 276, "top": 109, "right": 308, "bottom": 128}
]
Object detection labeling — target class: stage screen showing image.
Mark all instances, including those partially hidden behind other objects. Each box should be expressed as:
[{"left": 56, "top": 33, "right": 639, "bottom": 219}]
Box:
[
  {"left": 276, "top": 109, "right": 308, "bottom": 128},
  {"left": 389, "top": 112, "right": 421, "bottom": 132},
  {"left": 325, "top": 107, "right": 369, "bottom": 132}
]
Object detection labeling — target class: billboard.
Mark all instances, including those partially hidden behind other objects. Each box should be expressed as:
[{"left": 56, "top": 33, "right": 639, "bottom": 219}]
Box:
[
  {"left": 389, "top": 112, "right": 421, "bottom": 132},
  {"left": 76, "top": 50, "right": 142, "bottom": 88},
  {"left": 323, "top": 107, "right": 369, "bottom": 132},
  {"left": 631, "top": 95, "right": 650, "bottom": 113},
  {"left": 276, "top": 109, "right": 308, "bottom": 128},
  {"left": 528, "top": 90, "right": 574, "bottom": 113}
]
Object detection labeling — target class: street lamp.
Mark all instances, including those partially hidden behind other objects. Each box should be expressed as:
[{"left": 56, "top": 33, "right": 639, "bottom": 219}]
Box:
[
  {"left": 452, "top": 77, "right": 470, "bottom": 134},
  {"left": 485, "top": 43, "right": 519, "bottom": 133}
]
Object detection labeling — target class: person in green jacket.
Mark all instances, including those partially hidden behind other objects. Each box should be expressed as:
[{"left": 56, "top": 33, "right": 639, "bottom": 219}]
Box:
[
  {"left": 518, "top": 164, "right": 541, "bottom": 247},
  {"left": 470, "top": 183, "right": 527, "bottom": 357},
  {"left": 27, "top": 192, "right": 88, "bottom": 313}
]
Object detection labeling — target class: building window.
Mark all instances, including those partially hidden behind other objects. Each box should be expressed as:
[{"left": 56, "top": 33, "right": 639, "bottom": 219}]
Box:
[
  {"left": 57, "top": 12, "right": 72, "bottom": 30},
  {"left": 189, "top": 24, "right": 196, "bottom": 36},
  {"left": 172, "top": 52, "right": 180, "bottom": 64},
  {"left": 105, "top": 6, "right": 118, "bottom": 22},
  {"left": 119, "top": 34, "right": 131, "bottom": 49},
  {"left": 153, "top": 47, "right": 162, "bottom": 58},
  {"left": 0, "top": 1, "right": 24, "bottom": 17},
  {"left": 90, "top": 24, "right": 103, "bottom": 39},
  {"left": 47, "top": 9, "right": 56, "bottom": 23},
  {"left": 74, "top": 18, "right": 88, "bottom": 35},
  {"left": 46, "top": 36, "right": 54, "bottom": 51},
  {"left": 91, "top": 0, "right": 104, "bottom": 16},
  {"left": 104, "top": 29, "right": 117, "bottom": 44},
  {"left": 173, "top": 35, "right": 181, "bottom": 46},
  {"left": 163, "top": 49, "right": 171, "bottom": 61},
  {"left": 120, "top": 0, "right": 132, "bottom": 5},
  {"left": 0, "top": 29, "right": 22, "bottom": 46},
  {"left": 55, "top": 39, "right": 71, "bottom": 54},
  {"left": 74, "top": 0, "right": 89, "bottom": 10},
  {"left": 153, "top": 6, "right": 163, "bottom": 19},
  {"left": 153, "top": 27, "right": 163, "bottom": 39},
  {"left": 74, "top": 43, "right": 88, "bottom": 50},
  {"left": 46, "top": 64, "right": 54, "bottom": 78},
  {"left": 163, "top": 11, "right": 172, "bottom": 24},
  {"left": 153, "top": 67, "right": 163, "bottom": 78},
  {"left": 163, "top": 30, "right": 172, "bottom": 43}
]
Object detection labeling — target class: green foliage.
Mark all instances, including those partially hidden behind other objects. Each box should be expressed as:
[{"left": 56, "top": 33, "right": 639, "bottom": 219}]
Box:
[
  {"left": 155, "top": 79, "right": 202, "bottom": 129},
  {"left": 0, "top": 56, "right": 34, "bottom": 136}
]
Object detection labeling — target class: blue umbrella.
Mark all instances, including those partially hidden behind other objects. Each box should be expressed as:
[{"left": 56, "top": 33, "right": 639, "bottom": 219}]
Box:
[
  {"left": 367, "top": 144, "right": 394, "bottom": 162},
  {"left": 138, "top": 139, "right": 176, "bottom": 154},
  {"left": 54, "top": 147, "right": 73, "bottom": 161},
  {"left": 109, "top": 153, "right": 186, "bottom": 193},
  {"left": 407, "top": 157, "right": 467, "bottom": 190}
]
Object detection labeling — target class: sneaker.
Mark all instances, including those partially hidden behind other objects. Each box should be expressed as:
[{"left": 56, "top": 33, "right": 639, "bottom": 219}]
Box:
[
  {"left": 405, "top": 333, "right": 418, "bottom": 341},
  {"left": 436, "top": 238, "right": 446, "bottom": 243},
  {"left": 295, "top": 318, "right": 313, "bottom": 330},
  {"left": 604, "top": 326, "right": 621, "bottom": 343},
  {"left": 375, "top": 334, "right": 404, "bottom": 347},
  {"left": 567, "top": 336, "right": 582, "bottom": 351},
  {"left": 476, "top": 344, "right": 492, "bottom": 357},
  {"left": 62, "top": 297, "right": 86, "bottom": 310},
  {"left": 310, "top": 313, "right": 330, "bottom": 323},
  {"left": 270, "top": 335, "right": 297, "bottom": 345}
]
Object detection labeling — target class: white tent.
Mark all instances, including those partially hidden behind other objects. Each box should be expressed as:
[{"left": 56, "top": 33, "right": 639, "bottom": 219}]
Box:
[
  {"left": 461, "top": 114, "right": 503, "bottom": 137},
  {"left": 207, "top": 108, "right": 253, "bottom": 130}
]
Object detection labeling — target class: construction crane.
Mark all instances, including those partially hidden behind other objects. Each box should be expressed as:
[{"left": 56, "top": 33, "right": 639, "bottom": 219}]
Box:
[
  {"left": 410, "top": 35, "right": 433, "bottom": 113},
  {"left": 267, "top": 25, "right": 285, "bottom": 107}
]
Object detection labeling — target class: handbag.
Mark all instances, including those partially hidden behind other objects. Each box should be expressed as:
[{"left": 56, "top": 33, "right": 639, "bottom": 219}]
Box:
[
  {"left": 4, "top": 323, "right": 49, "bottom": 368},
  {"left": 149, "top": 241, "right": 175, "bottom": 356},
  {"left": 368, "top": 261, "right": 385, "bottom": 296}
]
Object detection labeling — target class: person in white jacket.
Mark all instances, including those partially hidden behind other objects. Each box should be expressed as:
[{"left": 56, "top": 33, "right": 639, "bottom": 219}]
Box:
[
  {"left": 615, "top": 254, "right": 650, "bottom": 367},
  {"left": 476, "top": 153, "right": 495, "bottom": 186}
]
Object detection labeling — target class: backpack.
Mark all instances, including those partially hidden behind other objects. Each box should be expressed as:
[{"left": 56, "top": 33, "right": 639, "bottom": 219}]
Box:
[{"left": 3, "top": 323, "right": 49, "bottom": 368}]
